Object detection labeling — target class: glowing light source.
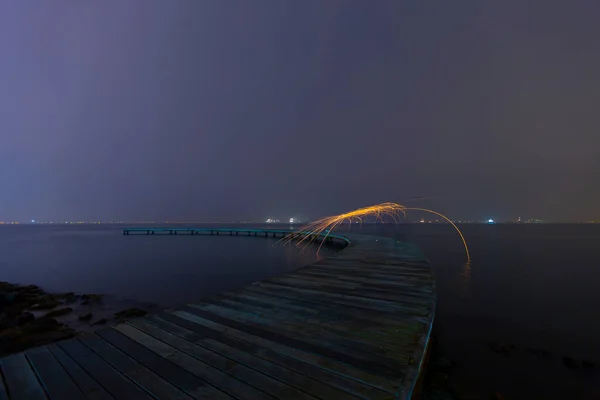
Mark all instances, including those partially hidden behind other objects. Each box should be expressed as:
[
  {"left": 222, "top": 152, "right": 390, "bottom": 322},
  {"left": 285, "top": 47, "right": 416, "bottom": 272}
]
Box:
[
  {"left": 488, "top": 219, "right": 495, "bottom": 224},
  {"left": 280, "top": 202, "right": 471, "bottom": 261},
  {"left": 289, "top": 218, "right": 295, "bottom": 224}
]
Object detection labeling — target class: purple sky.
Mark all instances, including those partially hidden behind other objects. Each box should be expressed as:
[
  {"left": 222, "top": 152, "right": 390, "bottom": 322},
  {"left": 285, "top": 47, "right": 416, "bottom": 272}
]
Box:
[{"left": 1, "top": 1, "right": 599, "bottom": 222}]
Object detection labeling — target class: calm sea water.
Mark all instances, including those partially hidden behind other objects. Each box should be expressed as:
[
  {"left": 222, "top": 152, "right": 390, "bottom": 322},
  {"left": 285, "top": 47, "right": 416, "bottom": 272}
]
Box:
[
  {"left": 1, "top": 223, "right": 599, "bottom": 398},
  {"left": 0, "top": 224, "right": 331, "bottom": 307},
  {"left": 356, "top": 223, "right": 600, "bottom": 400}
]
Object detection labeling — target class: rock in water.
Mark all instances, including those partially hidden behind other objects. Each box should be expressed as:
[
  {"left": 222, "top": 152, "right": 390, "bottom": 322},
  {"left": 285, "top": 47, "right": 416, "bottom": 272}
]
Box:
[
  {"left": 30, "top": 295, "right": 61, "bottom": 310},
  {"left": 44, "top": 308, "right": 73, "bottom": 318},
  {"left": 78, "top": 313, "right": 93, "bottom": 321},
  {"left": 114, "top": 308, "right": 147, "bottom": 321}
]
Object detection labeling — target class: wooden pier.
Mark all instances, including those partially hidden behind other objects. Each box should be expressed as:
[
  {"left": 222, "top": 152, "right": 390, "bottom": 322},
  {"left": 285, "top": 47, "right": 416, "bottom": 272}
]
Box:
[
  {"left": 0, "top": 229, "right": 435, "bottom": 400},
  {"left": 122, "top": 227, "right": 348, "bottom": 244}
]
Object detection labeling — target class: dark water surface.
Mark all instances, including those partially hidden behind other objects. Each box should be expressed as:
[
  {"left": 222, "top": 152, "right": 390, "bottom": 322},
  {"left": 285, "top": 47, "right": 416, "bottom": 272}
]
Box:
[
  {"left": 351, "top": 223, "right": 600, "bottom": 400},
  {"left": 0, "top": 224, "right": 330, "bottom": 308},
  {"left": 1, "top": 223, "right": 599, "bottom": 398}
]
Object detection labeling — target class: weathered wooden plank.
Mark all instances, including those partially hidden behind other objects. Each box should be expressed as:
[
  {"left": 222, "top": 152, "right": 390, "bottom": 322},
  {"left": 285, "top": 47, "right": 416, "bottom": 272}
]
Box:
[
  {"left": 306, "top": 264, "right": 434, "bottom": 281},
  {"left": 95, "top": 328, "right": 234, "bottom": 400},
  {"left": 57, "top": 339, "right": 152, "bottom": 400},
  {"left": 271, "top": 277, "right": 433, "bottom": 309},
  {"left": 280, "top": 277, "right": 433, "bottom": 306},
  {"left": 139, "top": 316, "right": 362, "bottom": 400},
  {"left": 127, "top": 319, "right": 316, "bottom": 400},
  {"left": 236, "top": 287, "right": 430, "bottom": 328},
  {"left": 25, "top": 346, "right": 85, "bottom": 400},
  {"left": 206, "top": 293, "right": 418, "bottom": 353},
  {"left": 242, "top": 284, "right": 413, "bottom": 318},
  {"left": 232, "top": 292, "right": 428, "bottom": 347},
  {"left": 79, "top": 335, "right": 193, "bottom": 400},
  {"left": 325, "top": 258, "right": 431, "bottom": 271},
  {"left": 182, "top": 304, "right": 404, "bottom": 379},
  {"left": 255, "top": 281, "right": 429, "bottom": 316},
  {"left": 168, "top": 310, "right": 399, "bottom": 395},
  {"left": 311, "top": 258, "right": 432, "bottom": 273},
  {"left": 268, "top": 275, "right": 433, "bottom": 306},
  {"left": 243, "top": 284, "right": 408, "bottom": 316},
  {"left": 294, "top": 270, "right": 434, "bottom": 293},
  {"left": 106, "top": 325, "right": 273, "bottom": 400},
  {"left": 152, "top": 314, "right": 384, "bottom": 399},
  {"left": 47, "top": 344, "right": 113, "bottom": 400},
  {"left": 207, "top": 295, "right": 419, "bottom": 356},
  {"left": 188, "top": 299, "right": 411, "bottom": 368},
  {"left": 0, "top": 353, "right": 48, "bottom": 400},
  {"left": 271, "top": 278, "right": 432, "bottom": 304}
]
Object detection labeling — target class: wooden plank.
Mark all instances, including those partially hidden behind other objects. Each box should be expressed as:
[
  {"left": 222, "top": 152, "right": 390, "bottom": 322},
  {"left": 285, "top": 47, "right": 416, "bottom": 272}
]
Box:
[
  {"left": 278, "top": 276, "right": 433, "bottom": 306},
  {"left": 306, "top": 263, "right": 433, "bottom": 281},
  {"left": 292, "top": 275, "right": 433, "bottom": 300},
  {"left": 207, "top": 295, "right": 418, "bottom": 356},
  {"left": 100, "top": 326, "right": 270, "bottom": 400},
  {"left": 94, "top": 328, "right": 233, "bottom": 400},
  {"left": 294, "top": 269, "right": 434, "bottom": 292},
  {"left": 236, "top": 287, "right": 430, "bottom": 327},
  {"left": 79, "top": 335, "right": 193, "bottom": 400},
  {"left": 181, "top": 305, "right": 404, "bottom": 381},
  {"left": 139, "top": 316, "right": 362, "bottom": 400},
  {"left": 47, "top": 344, "right": 113, "bottom": 400},
  {"left": 308, "top": 270, "right": 432, "bottom": 286},
  {"left": 311, "top": 261, "right": 433, "bottom": 276},
  {"left": 0, "top": 353, "right": 47, "bottom": 400},
  {"left": 243, "top": 284, "right": 407, "bottom": 316},
  {"left": 260, "top": 278, "right": 432, "bottom": 311},
  {"left": 57, "top": 339, "right": 152, "bottom": 400},
  {"left": 152, "top": 314, "right": 384, "bottom": 400},
  {"left": 208, "top": 293, "right": 417, "bottom": 350},
  {"left": 268, "top": 275, "right": 433, "bottom": 306},
  {"left": 311, "top": 258, "right": 432, "bottom": 272},
  {"left": 185, "top": 301, "right": 407, "bottom": 377},
  {"left": 327, "top": 257, "right": 430, "bottom": 269},
  {"left": 127, "top": 320, "right": 316, "bottom": 400},
  {"left": 168, "top": 311, "right": 399, "bottom": 396},
  {"left": 255, "top": 282, "right": 429, "bottom": 316},
  {"left": 25, "top": 346, "right": 85, "bottom": 400}
]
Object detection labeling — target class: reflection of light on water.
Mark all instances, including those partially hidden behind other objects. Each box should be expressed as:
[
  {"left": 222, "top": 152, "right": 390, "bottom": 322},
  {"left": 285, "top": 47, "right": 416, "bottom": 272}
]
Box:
[{"left": 456, "top": 260, "right": 472, "bottom": 299}]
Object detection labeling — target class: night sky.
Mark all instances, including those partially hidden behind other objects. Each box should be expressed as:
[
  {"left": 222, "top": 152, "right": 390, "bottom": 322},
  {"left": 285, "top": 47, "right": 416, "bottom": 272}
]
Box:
[{"left": 1, "top": 1, "right": 599, "bottom": 222}]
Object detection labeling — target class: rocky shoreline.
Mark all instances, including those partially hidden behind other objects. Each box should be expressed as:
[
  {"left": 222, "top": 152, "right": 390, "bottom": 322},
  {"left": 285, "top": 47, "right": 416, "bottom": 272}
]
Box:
[{"left": 0, "top": 281, "right": 153, "bottom": 357}]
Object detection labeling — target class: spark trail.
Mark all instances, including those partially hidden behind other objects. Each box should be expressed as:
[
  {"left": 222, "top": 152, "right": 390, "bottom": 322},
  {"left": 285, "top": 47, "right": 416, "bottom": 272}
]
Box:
[{"left": 282, "top": 202, "right": 471, "bottom": 261}]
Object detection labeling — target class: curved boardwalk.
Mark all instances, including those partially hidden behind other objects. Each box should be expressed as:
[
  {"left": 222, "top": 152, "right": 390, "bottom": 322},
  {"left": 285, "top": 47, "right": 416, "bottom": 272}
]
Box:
[{"left": 0, "top": 229, "right": 435, "bottom": 400}]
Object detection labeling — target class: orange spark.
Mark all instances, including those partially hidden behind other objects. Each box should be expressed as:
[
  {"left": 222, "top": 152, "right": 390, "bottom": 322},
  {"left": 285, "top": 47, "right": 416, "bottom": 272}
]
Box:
[{"left": 282, "top": 202, "right": 471, "bottom": 261}]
